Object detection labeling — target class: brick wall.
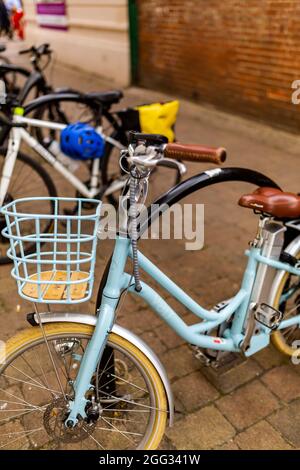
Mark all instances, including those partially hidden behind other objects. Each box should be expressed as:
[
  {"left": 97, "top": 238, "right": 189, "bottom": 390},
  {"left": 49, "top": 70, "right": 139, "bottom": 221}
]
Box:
[{"left": 137, "top": 0, "right": 300, "bottom": 132}]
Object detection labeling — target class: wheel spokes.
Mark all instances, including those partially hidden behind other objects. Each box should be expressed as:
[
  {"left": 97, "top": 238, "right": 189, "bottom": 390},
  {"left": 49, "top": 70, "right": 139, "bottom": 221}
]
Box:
[{"left": 0, "top": 335, "right": 157, "bottom": 449}]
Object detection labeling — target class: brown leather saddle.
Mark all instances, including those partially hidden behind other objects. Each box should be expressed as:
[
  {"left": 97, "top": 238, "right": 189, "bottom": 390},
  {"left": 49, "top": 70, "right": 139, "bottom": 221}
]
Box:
[{"left": 239, "top": 187, "right": 300, "bottom": 219}]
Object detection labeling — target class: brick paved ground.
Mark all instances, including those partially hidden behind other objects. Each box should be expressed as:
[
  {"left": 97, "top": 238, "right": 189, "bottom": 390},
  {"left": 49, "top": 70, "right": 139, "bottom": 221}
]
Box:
[{"left": 0, "top": 42, "right": 299, "bottom": 449}]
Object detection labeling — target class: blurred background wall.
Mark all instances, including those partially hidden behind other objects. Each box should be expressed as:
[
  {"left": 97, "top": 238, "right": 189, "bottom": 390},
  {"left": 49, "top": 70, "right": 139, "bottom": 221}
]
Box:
[
  {"left": 20, "top": 1, "right": 300, "bottom": 132},
  {"left": 22, "top": 0, "right": 130, "bottom": 86}
]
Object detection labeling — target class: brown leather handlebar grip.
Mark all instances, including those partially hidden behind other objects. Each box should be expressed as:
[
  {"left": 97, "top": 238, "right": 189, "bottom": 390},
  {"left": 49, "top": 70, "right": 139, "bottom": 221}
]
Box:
[{"left": 164, "top": 143, "right": 227, "bottom": 165}]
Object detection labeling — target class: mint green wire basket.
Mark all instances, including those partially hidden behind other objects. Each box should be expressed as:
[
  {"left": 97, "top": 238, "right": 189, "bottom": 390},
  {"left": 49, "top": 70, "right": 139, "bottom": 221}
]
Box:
[{"left": 1, "top": 197, "right": 101, "bottom": 304}]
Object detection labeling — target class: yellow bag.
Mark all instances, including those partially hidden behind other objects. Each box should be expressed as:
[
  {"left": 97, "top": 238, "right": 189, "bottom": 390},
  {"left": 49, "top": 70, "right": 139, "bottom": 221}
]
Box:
[{"left": 136, "top": 100, "right": 179, "bottom": 143}]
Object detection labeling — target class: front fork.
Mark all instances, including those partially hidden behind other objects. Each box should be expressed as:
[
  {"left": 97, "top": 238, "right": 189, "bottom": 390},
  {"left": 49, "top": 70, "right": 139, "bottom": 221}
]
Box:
[{"left": 66, "top": 236, "right": 131, "bottom": 425}]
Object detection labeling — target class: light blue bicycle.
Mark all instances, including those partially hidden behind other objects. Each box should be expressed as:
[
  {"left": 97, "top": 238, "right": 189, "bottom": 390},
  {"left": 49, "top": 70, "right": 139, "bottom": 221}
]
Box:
[{"left": 0, "top": 133, "right": 299, "bottom": 450}]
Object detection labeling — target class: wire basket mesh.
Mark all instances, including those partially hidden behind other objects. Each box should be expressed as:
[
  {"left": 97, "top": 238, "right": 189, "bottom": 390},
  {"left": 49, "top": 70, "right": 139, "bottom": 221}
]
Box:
[{"left": 1, "top": 197, "right": 101, "bottom": 304}]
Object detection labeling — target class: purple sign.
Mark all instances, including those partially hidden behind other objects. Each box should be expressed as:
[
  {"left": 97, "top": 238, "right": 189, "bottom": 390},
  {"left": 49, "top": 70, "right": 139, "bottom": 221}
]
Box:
[{"left": 36, "top": 1, "right": 68, "bottom": 30}]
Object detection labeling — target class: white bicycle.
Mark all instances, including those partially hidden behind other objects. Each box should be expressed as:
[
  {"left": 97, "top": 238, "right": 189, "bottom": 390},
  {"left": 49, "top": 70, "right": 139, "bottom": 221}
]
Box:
[{"left": 0, "top": 102, "right": 185, "bottom": 263}]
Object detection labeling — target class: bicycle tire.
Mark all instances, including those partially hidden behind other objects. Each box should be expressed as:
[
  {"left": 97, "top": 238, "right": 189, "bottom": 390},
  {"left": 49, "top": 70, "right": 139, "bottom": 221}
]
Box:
[
  {"left": 0, "top": 63, "right": 30, "bottom": 99},
  {"left": 271, "top": 249, "right": 300, "bottom": 356},
  {"left": 31, "top": 97, "right": 100, "bottom": 146},
  {"left": 0, "top": 55, "right": 10, "bottom": 65},
  {"left": 0, "top": 148, "right": 57, "bottom": 264},
  {"left": 0, "top": 323, "right": 168, "bottom": 450}
]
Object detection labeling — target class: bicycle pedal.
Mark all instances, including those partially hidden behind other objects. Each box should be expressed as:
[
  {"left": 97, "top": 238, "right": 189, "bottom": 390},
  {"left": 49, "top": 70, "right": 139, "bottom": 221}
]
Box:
[
  {"left": 209, "top": 352, "right": 245, "bottom": 372},
  {"left": 191, "top": 345, "right": 245, "bottom": 372},
  {"left": 254, "top": 303, "right": 283, "bottom": 330},
  {"left": 191, "top": 346, "right": 212, "bottom": 366}
]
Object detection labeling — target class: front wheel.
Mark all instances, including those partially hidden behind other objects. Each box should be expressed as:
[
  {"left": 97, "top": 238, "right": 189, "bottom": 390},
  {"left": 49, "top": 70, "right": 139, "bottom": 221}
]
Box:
[{"left": 0, "top": 322, "right": 167, "bottom": 450}]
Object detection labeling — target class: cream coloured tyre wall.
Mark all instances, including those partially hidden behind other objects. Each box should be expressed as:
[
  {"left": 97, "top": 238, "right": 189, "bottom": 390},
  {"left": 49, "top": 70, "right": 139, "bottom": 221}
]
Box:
[{"left": 0, "top": 323, "right": 167, "bottom": 450}]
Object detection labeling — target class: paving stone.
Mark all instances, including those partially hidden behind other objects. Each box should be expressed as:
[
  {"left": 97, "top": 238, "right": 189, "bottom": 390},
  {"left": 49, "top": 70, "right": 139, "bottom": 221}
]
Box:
[
  {"left": 0, "top": 420, "right": 30, "bottom": 449},
  {"left": 254, "top": 345, "right": 287, "bottom": 370},
  {"left": 201, "top": 358, "right": 262, "bottom": 394},
  {"left": 197, "top": 276, "right": 238, "bottom": 308},
  {"left": 174, "top": 397, "right": 186, "bottom": 415},
  {"left": 166, "top": 405, "right": 235, "bottom": 449},
  {"left": 217, "top": 440, "right": 239, "bottom": 450},
  {"left": 140, "top": 330, "right": 167, "bottom": 356},
  {"left": 172, "top": 371, "right": 219, "bottom": 412},
  {"left": 155, "top": 323, "right": 185, "bottom": 350},
  {"left": 268, "top": 399, "right": 300, "bottom": 447},
  {"left": 262, "top": 365, "right": 300, "bottom": 402},
  {"left": 61, "top": 440, "right": 98, "bottom": 450},
  {"left": 162, "top": 345, "right": 201, "bottom": 381},
  {"left": 23, "top": 412, "right": 50, "bottom": 449},
  {"left": 0, "top": 384, "right": 25, "bottom": 422},
  {"left": 118, "top": 304, "right": 163, "bottom": 334},
  {"left": 234, "top": 420, "right": 292, "bottom": 450},
  {"left": 158, "top": 436, "right": 176, "bottom": 450},
  {"left": 22, "top": 370, "right": 63, "bottom": 405},
  {"left": 216, "top": 380, "right": 279, "bottom": 431}
]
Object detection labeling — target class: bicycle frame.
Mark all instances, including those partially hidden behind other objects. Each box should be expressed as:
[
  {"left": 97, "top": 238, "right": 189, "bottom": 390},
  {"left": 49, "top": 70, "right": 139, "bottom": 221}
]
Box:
[
  {"left": 0, "top": 48, "right": 59, "bottom": 105},
  {"left": 0, "top": 112, "right": 126, "bottom": 206},
  {"left": 64, "top": 231, "right": 300, "bottom": 424}
]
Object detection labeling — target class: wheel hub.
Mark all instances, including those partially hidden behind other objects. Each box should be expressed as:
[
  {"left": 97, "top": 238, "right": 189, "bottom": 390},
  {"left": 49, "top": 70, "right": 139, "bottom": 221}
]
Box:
[{"left": 43, "top": 397, "right": 96, "bottom": 443}]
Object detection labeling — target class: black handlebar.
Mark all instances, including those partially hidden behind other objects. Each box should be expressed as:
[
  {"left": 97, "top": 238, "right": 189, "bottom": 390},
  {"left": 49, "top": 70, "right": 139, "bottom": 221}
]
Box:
[
  {"left": 19, "top": 43, "right": 52, "bottom": 58},
  {"left": 19, "top": 47, "right": 32, "bottom": 55}
]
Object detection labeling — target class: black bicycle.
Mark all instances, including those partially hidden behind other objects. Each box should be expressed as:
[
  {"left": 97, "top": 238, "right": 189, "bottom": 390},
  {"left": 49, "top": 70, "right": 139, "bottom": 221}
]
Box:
[
  {"left": 0, "top": 43, "right": 106, "bottom": 131},
  {"left": 0, "top": 44, "right": 53, "bottom": 101}
]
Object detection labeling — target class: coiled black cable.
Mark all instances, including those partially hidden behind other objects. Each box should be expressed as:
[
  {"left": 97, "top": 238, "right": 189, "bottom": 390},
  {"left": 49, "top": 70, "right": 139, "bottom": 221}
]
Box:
[{"left": 129, "top": 170, "right": 142, "bottom": 292}]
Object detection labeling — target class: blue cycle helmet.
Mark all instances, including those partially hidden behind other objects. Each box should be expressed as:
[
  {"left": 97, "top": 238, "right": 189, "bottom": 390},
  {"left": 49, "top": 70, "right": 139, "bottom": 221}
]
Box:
[{"left": 60, "top": 123, "right": 105, "bottom": 160}]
